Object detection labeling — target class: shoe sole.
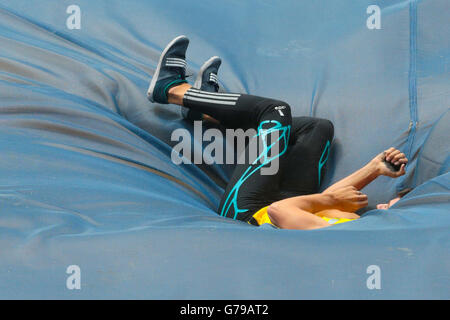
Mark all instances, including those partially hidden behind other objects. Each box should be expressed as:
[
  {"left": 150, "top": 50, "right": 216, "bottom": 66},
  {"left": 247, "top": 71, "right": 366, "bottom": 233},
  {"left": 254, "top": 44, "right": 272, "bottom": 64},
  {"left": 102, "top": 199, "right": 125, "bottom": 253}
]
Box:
[
  {"left": 147, "top": 35, "right": 189, "bottom": 102},
  {"left": 193, "top": 56, "right": 221, "bottom": 89}
]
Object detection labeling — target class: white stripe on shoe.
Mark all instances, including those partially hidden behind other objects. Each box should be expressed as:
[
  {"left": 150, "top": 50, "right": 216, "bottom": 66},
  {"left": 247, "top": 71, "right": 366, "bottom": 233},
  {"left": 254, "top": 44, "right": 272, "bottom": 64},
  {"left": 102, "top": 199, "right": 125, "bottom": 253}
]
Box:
[
  {"left": 166, "top": 60, "right": 186, "bottom": 65},
  {"left": 166, "top": 57, "right": 186, "bottom": 63},
  {"left": 165, "top": 58, "right": 187, "bottom": 68},
  {"left": 165, "top": 63, "right": 187, "bottom": 68},
  {"left": 209, "top": 74, "right": 218, "bottom": 83}
]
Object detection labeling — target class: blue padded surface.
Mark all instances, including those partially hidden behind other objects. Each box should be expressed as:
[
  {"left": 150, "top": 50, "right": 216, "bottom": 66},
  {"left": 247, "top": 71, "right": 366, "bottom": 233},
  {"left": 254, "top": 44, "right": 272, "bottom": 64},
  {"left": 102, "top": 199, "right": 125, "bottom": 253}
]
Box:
[{"left": 0, "top": 0, "right": 449, "bottom": 299}]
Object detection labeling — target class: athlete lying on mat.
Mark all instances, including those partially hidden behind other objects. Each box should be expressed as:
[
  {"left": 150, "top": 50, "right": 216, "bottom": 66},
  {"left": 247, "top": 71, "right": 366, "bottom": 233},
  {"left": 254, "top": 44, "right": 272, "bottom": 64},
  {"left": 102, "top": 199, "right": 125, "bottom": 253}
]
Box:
[{"left": 147, "top": 35, "right": 409, "bottom": 230}]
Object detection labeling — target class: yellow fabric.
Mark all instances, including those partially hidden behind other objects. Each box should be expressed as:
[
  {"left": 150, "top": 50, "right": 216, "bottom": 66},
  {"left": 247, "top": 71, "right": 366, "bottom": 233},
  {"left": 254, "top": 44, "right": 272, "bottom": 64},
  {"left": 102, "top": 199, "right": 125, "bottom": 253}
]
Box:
[
  {"left": 320, "top": 216, "right": 356, "bottom": 225},
  {"left": 250, "top": 206, "right": 355, "bottom": 227},
  {"left": 250, "top": 206, "right": 273, "bottom": 226}
]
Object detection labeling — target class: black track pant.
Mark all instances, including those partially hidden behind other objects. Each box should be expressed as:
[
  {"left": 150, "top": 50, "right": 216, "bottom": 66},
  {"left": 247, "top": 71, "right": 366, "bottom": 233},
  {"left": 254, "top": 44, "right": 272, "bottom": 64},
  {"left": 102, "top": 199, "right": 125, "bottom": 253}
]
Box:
[{"left": 183, "top": 88, "right": 334, "bottom": 222}]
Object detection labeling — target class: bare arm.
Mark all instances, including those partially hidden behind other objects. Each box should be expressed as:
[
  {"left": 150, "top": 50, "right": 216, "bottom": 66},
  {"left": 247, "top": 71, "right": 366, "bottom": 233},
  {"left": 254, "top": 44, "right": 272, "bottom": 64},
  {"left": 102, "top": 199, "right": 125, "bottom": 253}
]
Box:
[
  {"left": 267, "top": 200, "right": 332, "bottom": 230},
  {"left": 323, "top": 161, "right": 380, "bottom": 193},
  {"left": 266, "top": 148, "right": 408, "bottom": 230},
  {"left": 323, "top": 147, "right": 408, "bottom": 193},
  {"left": 267, "top": 190, "right": 367, "bottom": 230}
]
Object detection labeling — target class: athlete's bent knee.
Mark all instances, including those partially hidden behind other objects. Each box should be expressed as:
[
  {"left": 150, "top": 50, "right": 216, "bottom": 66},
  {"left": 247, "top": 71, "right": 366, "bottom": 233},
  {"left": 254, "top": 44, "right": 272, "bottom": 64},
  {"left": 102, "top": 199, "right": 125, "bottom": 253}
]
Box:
[
  {"left": 273, "top": 100, "right": 292, "bottom": 118},
  {"left": 316, "top": 118, "right": 334, "bottom": 139}
]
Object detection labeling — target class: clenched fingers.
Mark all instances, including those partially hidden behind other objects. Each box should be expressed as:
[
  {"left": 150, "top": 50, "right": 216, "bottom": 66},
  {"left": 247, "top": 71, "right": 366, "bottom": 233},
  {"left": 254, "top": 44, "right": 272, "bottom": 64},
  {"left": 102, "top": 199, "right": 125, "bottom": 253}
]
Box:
[
  {"left": 385, "top": 149, "right": 401, "bottom": 162},
  {"left": 392, "top": 153, "right": 408, "bottom": 166}
]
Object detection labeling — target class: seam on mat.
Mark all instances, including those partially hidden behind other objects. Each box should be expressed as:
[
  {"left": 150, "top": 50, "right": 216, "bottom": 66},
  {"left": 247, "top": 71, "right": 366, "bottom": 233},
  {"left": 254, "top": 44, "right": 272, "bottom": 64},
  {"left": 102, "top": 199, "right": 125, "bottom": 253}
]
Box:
[{"left": 400, "top": 0, "right": 418, "bottom": 191}]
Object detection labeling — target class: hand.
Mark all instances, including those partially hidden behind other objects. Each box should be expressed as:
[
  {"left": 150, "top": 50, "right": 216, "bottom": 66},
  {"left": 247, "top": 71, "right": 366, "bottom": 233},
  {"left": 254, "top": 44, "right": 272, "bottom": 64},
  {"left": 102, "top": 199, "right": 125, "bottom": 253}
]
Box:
[
  {"left": 324, "top": 186, "right": 368, "bottom": 212},
  {"left": 371, "top": 147, "right": 408, "bottom": 178}
]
